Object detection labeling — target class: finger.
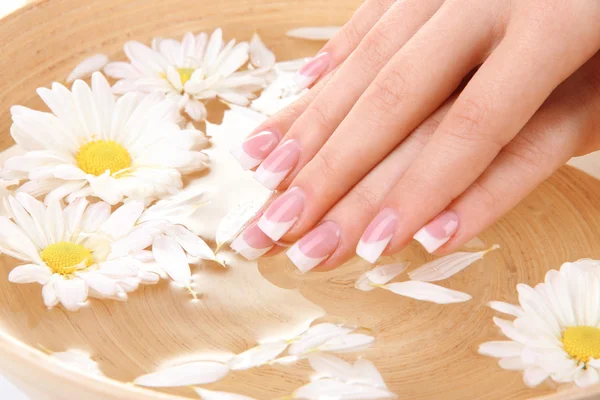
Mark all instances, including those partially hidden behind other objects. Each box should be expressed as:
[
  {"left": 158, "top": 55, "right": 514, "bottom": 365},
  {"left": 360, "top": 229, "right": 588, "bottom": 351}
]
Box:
[
  {"left": 229, "top": 0, "right": 397, "bottom": 170},
  {"left": 253, "top": 0, "right": 444, "bottom": 188},
  {"left": 259, "top": 1, "right": 498, "bottom": 242},
  {"left": 286, "top": 98, "right": 454, "bottom": 272},
  {"left": 358, "top": 12, "right": 600, "bottom": 262},
  {"left": 430, "top": 51, "right": 600, "bottom": 253}
]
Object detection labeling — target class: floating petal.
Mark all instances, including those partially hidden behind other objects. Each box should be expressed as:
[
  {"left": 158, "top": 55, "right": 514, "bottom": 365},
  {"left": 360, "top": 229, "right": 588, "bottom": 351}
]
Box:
[
  {"left": 228, "top": 342, "right": 288, "bottom": 370},
  {"left": 134, "top": 361, "right": 229, "bottom": 387},
  {"left": 383, "top": 281, "right": 471, "bottom": 304},
  {"left": 67, "top": 54, "right": 109, "bottom": 83},
  {"left": 286, "top": 26, "right": 341, "bottom": 41}
]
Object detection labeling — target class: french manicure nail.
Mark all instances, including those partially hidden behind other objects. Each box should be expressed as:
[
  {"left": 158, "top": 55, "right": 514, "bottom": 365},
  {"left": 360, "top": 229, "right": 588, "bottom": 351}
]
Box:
[
  {"left": 287, "top": 221, "right": 340, "bottom": 273},
  {"left": 230, "top": 222, "right": 274, "bottom": 260},
  {"left": 258, "top": 187, "right": 306, "bottom": 240},
  {"left": 413, "top": 211, "right": 459, "bottom": 253},
  {"left": 254, "top": 139, "right": 301, "bottom": 190},
  {"left": 293, "top": 52, "right": 331, "bottom": 90},
  {"left": 356, "top": 208, "right": 399, "bottom": 263},
  {"left": 230, "top": 130, "right": 280, "bottom": 170}
]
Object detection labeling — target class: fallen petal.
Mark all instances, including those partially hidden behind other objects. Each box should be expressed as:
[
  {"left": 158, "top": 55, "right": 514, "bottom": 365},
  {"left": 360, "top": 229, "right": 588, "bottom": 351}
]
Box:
[
  {"left": 228, "top": 342, "right": 289, "bottom": 370},
  {"left": 317, "top": 334, "right": 375, "bottom": 354},
  {"left": 294, "top": 378, "right": 396, "bottom": 399},
  {"left": 134, "top": 361, "right": 230, "bottom": 387},
  {"left": 249, "top": 33, "right": 275, "bottom": 69},
  {"left": 66, "top": 54, "right": 109, "bottom": 83},
  {"left": 478, "top": 341, "right": 524, "bottom": 358},
  {"left": 194, "top": 388, "right": 257, "bottom": 400},
  {"left": 366, "top": 262, "right": 409, "bottom": 285},
  {"left": 307, "top": 353, "right": 353, "bottom": 381},
  {"left": 383, "top": 281, "right": 471, "bottom": 304},
  {"left": 350, "top": 358, "right": 388, "bottom": 389},
  {"left": 288, "top": 324, "right": 355, "bottom": 356},
  {"left": 286, "top": 26, "right": 341, "bottom": 41},
  {"left": 408, "top": 245, "right": 500, "bottom": 282},
  {"left": 216, "top": 200, "right": 263, "bottom": 250}
]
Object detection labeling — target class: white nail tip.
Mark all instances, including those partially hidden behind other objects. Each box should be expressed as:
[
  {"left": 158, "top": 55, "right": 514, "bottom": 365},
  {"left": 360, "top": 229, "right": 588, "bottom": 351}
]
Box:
[
  {"left": 287, "top": 243, "right": 327, "bottom": 273},
  {"left": 253, "top": 167, "right": 290, "bottom": 190},
  {"left": 356, "top": 237, "right": 392, "bottom": 264},
  {"left": 292, "top": 74, "right": 314, "bottom": 91},
  {"left": 229, "top": 145, "right": 263, "bottom": 170},
  {"left": 258, "top": 215, "right": 297, "bottom": 241},
  {"left": 413, "top": 228, "right": 450, "bottom": 254},
  {"left": 230, "top": 235, "right": 273, "bottom": 261}
]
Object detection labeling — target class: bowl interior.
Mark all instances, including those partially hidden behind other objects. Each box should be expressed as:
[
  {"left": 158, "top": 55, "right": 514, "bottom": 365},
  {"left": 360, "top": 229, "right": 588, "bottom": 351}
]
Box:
[{"left": 1, "top": 1, "right": 600, "bottom": 399}]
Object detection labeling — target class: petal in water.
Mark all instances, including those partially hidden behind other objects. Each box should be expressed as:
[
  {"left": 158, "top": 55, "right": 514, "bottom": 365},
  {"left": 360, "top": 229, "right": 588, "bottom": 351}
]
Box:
[
  {"left": 194, "top": 388, "right": 257, "bottom": 400},
  {"left": 317, "top": 334, "right": 375, "bottom": 354},
  {"left": 249, "top": 33, "right": 275, "bottom": 69},
  {"left": 293, "top": 379, "right": 396, "bottom": 399},
  {"left": 366, "top": 262, "right": 409, "bottom": 285},
  {"left": 307, "top": 353, "right": 353, "bottom": 381},
  {"left": 67, "top": 54, "right": 109, "bottom": 83},
  {"left": 134, "top": 361, "right": 229, "bottom": 387},
  {"left": 286, "top": 26, "right": 341, "bottom": 41},
  {"left": 152, "top": 234, "right": 192, "bottom": 285},
  {"left": 383, "top": 281, "right": 472, "bottom": 304},
  {"left": 408, "top": 245, "right": 500, "bottom": 282},
  {"left": 228, "top": 342, "right": 288, "bottom": 370},
  {"left": 216, "top": 200, "right": 263, "bottom": 251},
  {"left": 288, "top": 323, "right": 354, "bottom": 356},
  {"left": 350, "top": 358, "right": 388, "bottom": 389}
]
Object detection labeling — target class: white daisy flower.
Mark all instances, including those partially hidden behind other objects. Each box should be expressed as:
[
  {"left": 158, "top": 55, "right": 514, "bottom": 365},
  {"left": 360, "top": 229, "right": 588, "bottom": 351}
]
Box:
[
  {"left": 2, "top": 193, "right": 161, "bottom": 311},
  {"left": 0, "top": 72, "right": 209, "bottom": 205},
  {"left": 479, "top": 259, "right": 600, "bottom": 388},
  {"left": 105, "top": 28, "right": 268, "bottom": 121}
]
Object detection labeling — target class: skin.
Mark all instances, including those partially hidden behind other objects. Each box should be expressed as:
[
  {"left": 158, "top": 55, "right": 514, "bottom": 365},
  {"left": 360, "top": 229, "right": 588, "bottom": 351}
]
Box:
[{"left": 246, "top": 0, "right": 600, "bottom": 268}]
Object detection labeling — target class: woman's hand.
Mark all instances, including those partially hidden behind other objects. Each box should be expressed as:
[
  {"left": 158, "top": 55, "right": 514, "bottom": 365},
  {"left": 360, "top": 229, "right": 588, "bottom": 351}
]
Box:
[{"left": 230, "top": 0, "right": 600, "bottom": 271}]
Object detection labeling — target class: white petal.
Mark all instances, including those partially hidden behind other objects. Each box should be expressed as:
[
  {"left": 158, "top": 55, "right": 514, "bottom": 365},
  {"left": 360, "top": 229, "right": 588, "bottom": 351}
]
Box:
[
  {"left": 288, "top": 324, "right": 354, "bottom": 356},
  {"left": 408, "top": 245, "right": 500, "bottom": 282},
  {"left": 383, "top": 281, "right": 471, "bottom": 304},
  {"left": 286, "top": 26, "right": 341, "bottom": 41},
  {"left": 294, "top": 379, "right": 395, "bottom": 400},
  {"left": 351, "top": 358, "right": 388, "bottom": 389},
  {"left": 307, "top": 353, "right": 353, "bottom": 381},
  {"left": 228, "top": 342, "right": 288, "bottom": 370},
  {"left": 81, "top": 201, "right": 111, "bottom": 232},
  {"left": 523, "top": 367, "right": 548, "bottom": 387},
  {"left": 100, "top": 201, "right": 144, "bottom": 239},
  {"left": 51, "top": 350, "right": 103, "bottom": 376},
  {"left": 492, "top": 317, "right": 529, "bottom": 343},
  {"left": 217, "top": 42, "right": 249, "bottom": 77},
  {"left": 0, "top": 216, "right": 42, "bottom": 262},
  {"left": 54, "top": 278, "right": 88, "bottom": 311},
  {"left": 42, "top": 276, "right": 59, "bottom": 308},
  {"left": 204, "top": 28, "right": 224, "bottom": 67},
  {"left": 82, "top": 272, "right": 119, "bottom": 297},
  {"left": 89, "top": 173, "right": 123, "bottom": 205},
  {"left": 575, "top": 367, "right": 600, "bottom": 387},
  {"left": 354, "top": 272, "right": 376, "bottom": 292},
  {"left": 104, "top": 61, "right": 140, "bottom": 79},
  {"left": 366, "top": 262, "right": 409, "bottom": 285},
  {"left": 498, "top": 357, "right": 524, "bottom": 371},
  {"left": 133, "top": 361, "right": 229, "bottom": 387},
  {"left": 478, "top": 341, "right": 523, "bottom": 358},
  {"left": 184, "top": 99, "right": 207, "bottom": 121},
  {"left": 216, "top": 200, "right": 263, "bottom": 249},
  {"left": 588, "top": 358, "right": 600, "bottom": 369},
  {"left": 194, "top": 388, "right": 256, "bottom": 400},
  {"left": 67, "top": 54, "right": 109, "bottom": 83},
  {"left": 249, "top": 33, "right": 275, "bottom": 69},
  {"left": 165, "top": 224, "right": 217, "bottom": 262},
  {"left": 8, "top": 264, "right": 52, "bottom": 284},
  {"left": 152, "top": 234, "right": 191, "bottom": 285},
  {"left": 488, "top": 301, "right": 524, "bottom": 317},
  {"left": 317, "top": 334, "right": 375, "bottom": 354}
]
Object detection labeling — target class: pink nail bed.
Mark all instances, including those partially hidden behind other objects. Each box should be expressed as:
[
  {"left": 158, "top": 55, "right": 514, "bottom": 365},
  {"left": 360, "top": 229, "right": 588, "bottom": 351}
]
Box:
[
  {"left": 293, "top": 52, "right": 331, "bottom": 90},
  {"left": 230, "top": 130, "right": 280, "bottom": 170},
  {"left": 413, "top": 211, "right": 459, "bottom": 253},
  {"left": 230, "top": 222, "right": 274, "bottom": 260},
  {"left": 356, "top": 208, "right": 400, "bottom": 263},
  {"left": 287, "top": 221, "right": 340, "bottom": 273},
  {"left": 254, "top": 139, "right": 301, "bottom": 190},
  {"left": 258, "top": 187, "right": 306, "bottom": 240}
]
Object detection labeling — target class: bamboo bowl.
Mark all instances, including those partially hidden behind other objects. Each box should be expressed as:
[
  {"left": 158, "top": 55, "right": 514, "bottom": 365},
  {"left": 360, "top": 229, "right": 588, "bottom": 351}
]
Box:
[{"left": 1, "top": 1, "right": 600, "bottom": 399}]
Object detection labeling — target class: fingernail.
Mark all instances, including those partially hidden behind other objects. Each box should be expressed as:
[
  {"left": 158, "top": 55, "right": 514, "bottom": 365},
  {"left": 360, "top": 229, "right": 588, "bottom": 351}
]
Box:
[
  {"left": 413, "top": 211, "right": 459, "bottom": 253},
  {"left": 356, "top": 208, "right": 399, "bottom": 263},
  {"left": 254, "top": 139, "right": 301, "bottom": 190},
  {"left": 230, "top": 130, "right": 280, "bottom": 170},
  {"left": 230, "top": 222, "right": 274, "bottom": 260},
  {"left": 287, "top": 221, "right": 340, "bottom": 273},
  {"left": 258, "top": 187, "right": 306, "bottom": 240},
  {"left": 293, "top": 52, "right": 331, "bottom": 90}
]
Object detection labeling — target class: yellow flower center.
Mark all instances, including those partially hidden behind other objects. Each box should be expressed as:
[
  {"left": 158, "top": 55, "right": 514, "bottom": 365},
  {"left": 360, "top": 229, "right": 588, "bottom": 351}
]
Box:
[
  {"left": 40, "top": 242, "right": 93, "bottom": 276},
  {"left": 177, "top": 68, "right": 195, "bottom": 86},
  {"left": 76, "top": 140, "right": 131, "bottom": 176},
  {"left": 562, "top": 326, "right": 600, "bottom": 363}
]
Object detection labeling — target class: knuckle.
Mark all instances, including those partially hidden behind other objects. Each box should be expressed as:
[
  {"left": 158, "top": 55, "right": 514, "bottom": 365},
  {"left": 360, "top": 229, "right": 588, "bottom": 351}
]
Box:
[
  {"left": 359, "top": 23, "right": 396, "bottom": 70},
  {"left": 339, "top": 19, "right": 363, "bottom": 53},
  {"left": 302, "top": 101, "right": 334, "bottom": 134},
  {"left": 368, "top": 68, "right": 408, "bottom": 116},
  {"left": 312, "top": 150, "right": 343, "bottom": 182},
  {"left": 348, "top": 184, "right": 380, "bottom": 214}
]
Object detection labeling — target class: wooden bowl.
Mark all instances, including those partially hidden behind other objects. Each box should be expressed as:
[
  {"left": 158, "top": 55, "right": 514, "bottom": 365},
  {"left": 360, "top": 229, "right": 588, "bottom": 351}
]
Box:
[{"left": 1, "top": 1, "right": 600, "bottom": 399}]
